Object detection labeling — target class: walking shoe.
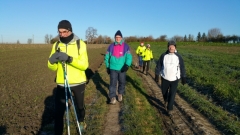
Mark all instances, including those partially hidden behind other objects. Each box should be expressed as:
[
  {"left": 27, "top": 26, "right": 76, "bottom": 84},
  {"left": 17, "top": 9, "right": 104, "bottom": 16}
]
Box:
[
  {"left": 79, "top": 121, "right": 87, "bottom": 132},
  {"left": 167, "top": 110, "right": 173, "bottom": 117},
  {"left": 110, "top": 97, "right": 116, "bottom": 104},
  {"left": 118, "top": 94, "right": 123, "bottom": 102}
]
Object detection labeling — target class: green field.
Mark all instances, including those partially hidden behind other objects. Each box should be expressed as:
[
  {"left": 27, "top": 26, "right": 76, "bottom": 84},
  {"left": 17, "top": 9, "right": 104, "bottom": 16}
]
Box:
[
  {"left": 129, "top": 42, "right": 240, "bottom": 134},
  {"left": 0, "top": 43, "right": 240, "bottom": 134}
]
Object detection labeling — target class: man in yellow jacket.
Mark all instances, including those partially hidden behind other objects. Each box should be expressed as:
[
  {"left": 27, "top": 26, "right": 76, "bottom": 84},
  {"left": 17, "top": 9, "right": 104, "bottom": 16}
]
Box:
[
  {"left": 48, "top": 20, "right": 88, "bottom": 134},
  {"left": 135, "top": 42, "right": 146, "bottom": 70},
  {"left": 142, "top": 44, "right": 153, "bottom": 75}
]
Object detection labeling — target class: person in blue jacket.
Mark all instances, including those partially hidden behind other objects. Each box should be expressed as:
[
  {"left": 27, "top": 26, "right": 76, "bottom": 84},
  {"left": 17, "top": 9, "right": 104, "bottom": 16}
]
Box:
[{"left": 104, "top": 30, "right": 132, "bottom": 104}]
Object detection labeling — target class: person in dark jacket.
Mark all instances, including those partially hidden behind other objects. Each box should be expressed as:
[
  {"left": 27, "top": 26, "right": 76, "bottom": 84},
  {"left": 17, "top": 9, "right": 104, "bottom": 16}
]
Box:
[{"left": 154, "top": 41, "right": 186, "bottom": 116}]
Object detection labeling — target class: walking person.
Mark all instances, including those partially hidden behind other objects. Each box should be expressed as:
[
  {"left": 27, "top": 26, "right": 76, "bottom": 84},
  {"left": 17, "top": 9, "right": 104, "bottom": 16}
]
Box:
[
  {"left": 48, "top": 20, "right": 88, "bottom": 134},
  {"left": 135, "top": 42, "right": 146, "bottom": 70},
  {"left": 104, "top": 30, "right": 132, "bottom": 104},
  {"left": 154, "top": 41, "right": 186, "bottom": 116},
  {"left": 142, "top": 44, "right": 153, "bottom": 75}
]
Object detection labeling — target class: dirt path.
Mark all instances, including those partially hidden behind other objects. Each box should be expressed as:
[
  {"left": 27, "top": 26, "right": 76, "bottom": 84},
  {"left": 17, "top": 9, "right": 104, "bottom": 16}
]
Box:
[
  {"left": 86, "top": 55, "right": 122, "bottom": 135},
  {"left": 132, "top": 53, "right": 221, "bottom": 135},
  {"left": 103, "top": 102, "right": 122, "bottom": 135}
]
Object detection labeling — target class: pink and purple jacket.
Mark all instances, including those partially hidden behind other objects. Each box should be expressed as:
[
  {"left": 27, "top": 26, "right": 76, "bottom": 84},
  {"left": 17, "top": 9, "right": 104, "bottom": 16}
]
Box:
[{"left": 104, "top": 42, "right": 132, "bottom": 71}]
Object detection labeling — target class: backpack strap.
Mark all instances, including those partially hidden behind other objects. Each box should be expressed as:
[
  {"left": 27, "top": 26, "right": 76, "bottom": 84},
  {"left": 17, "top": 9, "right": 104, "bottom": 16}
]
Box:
[
  {"left": 55, "top": 41, "right": 60, "bottom": 52},
  {"left": 76, "top": 39, "right": 80, "bottom": 55}
]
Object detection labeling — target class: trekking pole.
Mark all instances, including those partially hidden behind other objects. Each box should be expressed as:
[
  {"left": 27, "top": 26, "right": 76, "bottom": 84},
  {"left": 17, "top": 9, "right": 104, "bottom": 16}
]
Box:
[
  {"left": 62, "top": 62, "right": 82, "bottom": 135},
  {"left": 62, "top": 62, "right": 71, "bottom": 135}
]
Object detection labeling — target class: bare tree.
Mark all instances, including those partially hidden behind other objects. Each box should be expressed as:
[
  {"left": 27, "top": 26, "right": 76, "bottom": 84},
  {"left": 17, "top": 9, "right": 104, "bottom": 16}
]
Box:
[
  {"left": 95, "top": 35, "right": 104, "bottom": 44},
  {"left": 49, "top": 35, "right": 53, "bottom": 43},
  {"left": 171, "top": 35, "right": 183, "bottom": 42},
  {"left": 85, "top": 27, "right": 98, "bottom": 44},
  {"left": 103, "top": 36, "right": 112, "bottom": 44},
  {"left": 208, "top": 28, "right": 222, "bottom": 39},
  {"left": 125, "top": 36, "right": 138, "bottom": 42},
  {"left": 145, "top": 35, "right": 154, "bottom": 42},
  {"left": 159, "top": 35, "right": 167, "bottom": 41},
  {"left": 45, "top": 34, "right": 50, "bottom": 44},
  {"left": 17, "top": 40, "right": 20, "bottom": 44},
  {"left": 188, "top": 34, "right": 194, "bottom": 42}
]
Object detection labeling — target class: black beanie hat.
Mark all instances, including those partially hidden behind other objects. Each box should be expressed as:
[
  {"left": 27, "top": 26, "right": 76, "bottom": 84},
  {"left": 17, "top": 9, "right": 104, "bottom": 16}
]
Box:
[
  {"left": 167, "top": 41, "right": 176, "bottom": 47},
  {"left": 58, "top": 20, "right": 72, "bottom": 32},
  {"left": 115, "top": 30, "right": 122, "bottom": 37}
]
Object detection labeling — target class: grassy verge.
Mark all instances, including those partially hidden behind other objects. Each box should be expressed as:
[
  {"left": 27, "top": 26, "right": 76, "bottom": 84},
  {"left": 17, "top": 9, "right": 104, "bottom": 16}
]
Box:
[
  {"left": 121, "top": 67, "right": 164, "bottom": 135},
  {"left": 83, "top": 68, "right": 109, "bottom": 134}
]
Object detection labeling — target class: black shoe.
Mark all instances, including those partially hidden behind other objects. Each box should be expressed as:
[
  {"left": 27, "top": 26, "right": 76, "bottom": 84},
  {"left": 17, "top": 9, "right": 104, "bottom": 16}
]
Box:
[{"left": 167, "top": 110, "right": 173, "bottom": 117}]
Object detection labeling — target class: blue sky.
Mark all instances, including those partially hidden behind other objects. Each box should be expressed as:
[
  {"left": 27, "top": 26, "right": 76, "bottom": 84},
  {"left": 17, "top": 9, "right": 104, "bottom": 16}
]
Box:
[{"left": 0, "top": 0, "right": 239, "bottom": 43}]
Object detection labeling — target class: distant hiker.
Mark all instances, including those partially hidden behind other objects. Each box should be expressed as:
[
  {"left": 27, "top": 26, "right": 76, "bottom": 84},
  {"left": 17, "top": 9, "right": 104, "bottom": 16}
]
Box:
[
  {"left": 135, "top": 42, "right": 146, "bottom": 70},
  {"left": 154, "top": 41, "right": 186, "bottom": 116},
  {"left": 142, "top": 44, "right": 153, "bottom": 75},
  {"left": 48, "top": 20, "right": 88, "bottom": 134},
  {"left": 104, "top": 30, "right": 133, "bottom": 104}
]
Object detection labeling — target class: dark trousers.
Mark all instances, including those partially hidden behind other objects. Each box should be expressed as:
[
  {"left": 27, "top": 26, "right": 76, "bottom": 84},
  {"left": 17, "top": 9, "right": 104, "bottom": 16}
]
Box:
[
  {"left": 54, "top": 84, "right": 85, "bottom": 135},
  {"left": 161, "top": 77, "right": 179, "bottom": 111},
  {"left": 109, "top": 70, "right": 126, "bottom": 99},
  {"left": 138, "top": 56, "right": 143, "bottom": 67},
  {"left": 142, "top": 60, "right": 150, "bottom": 73}
]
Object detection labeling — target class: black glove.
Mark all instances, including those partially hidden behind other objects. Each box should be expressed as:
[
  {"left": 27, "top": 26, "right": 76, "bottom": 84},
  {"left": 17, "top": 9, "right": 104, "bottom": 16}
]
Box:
[
  {"left": 107, "top": 68, "right": 110, "bottom": 74},
  {"left": 121, "top": 64, "right": 129, "bottom": 72},
  {"left": 58, "top": 52, "right": 73, "bottom": 63},
  {"left": 49, "top": 52, "right": 59, "bottom": 64},
  {"left": 181, "top": 77, "right": 186, "bottom": 85},
  {"left": 154, "top": 74, "right": 159, "bottom": 82}
]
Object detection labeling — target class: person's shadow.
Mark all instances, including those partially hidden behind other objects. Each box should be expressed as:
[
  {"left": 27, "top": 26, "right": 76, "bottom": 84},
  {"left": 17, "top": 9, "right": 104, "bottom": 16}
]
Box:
[
  {"left": 91, "top": 71, "right": 110, "bottom": 103},
  {"left": 126, "top": 74, "right": 166, "bottom": 113},
  {"left": 38, "top": 87, "right": 56, "bottom": 135},
  {"left": 0, "top": 126, "right": 6, "bottom": 135},
  {"left": 85, "top": 68, "right": 95, "bottom": 84}
]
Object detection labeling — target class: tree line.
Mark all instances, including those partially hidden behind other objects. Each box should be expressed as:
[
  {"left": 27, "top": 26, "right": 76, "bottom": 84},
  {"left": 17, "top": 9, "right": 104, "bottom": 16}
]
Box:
[
  {"left": 45, "top": 27, "right": 240, "bottom": 44},
  {"left": 4, "top": 27, "right": 239, "bottom": 44}
]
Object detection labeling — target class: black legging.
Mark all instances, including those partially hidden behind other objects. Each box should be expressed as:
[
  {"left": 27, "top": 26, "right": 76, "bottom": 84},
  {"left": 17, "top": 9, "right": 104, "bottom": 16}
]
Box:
[
  {"left": 54, "top": 84, "right": 85, "bottom": 135},
  {"left": 142, "top": 60, "right": 150, "bottom": 73},
  {"left": 161, "top": 77, "right": 179, "bottom": 111}
]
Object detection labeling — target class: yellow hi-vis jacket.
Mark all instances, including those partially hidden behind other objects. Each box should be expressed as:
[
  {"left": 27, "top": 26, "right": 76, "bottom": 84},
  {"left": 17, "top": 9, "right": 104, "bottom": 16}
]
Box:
[
  {"left": 135, "top": 45, "right": 146, "bottom": 56},
  {"left": 48, "top": 37, "right": 89, "bottom": 85},
  {"left": 142, "top": 48, "right": 153, "bottom": 61}
]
